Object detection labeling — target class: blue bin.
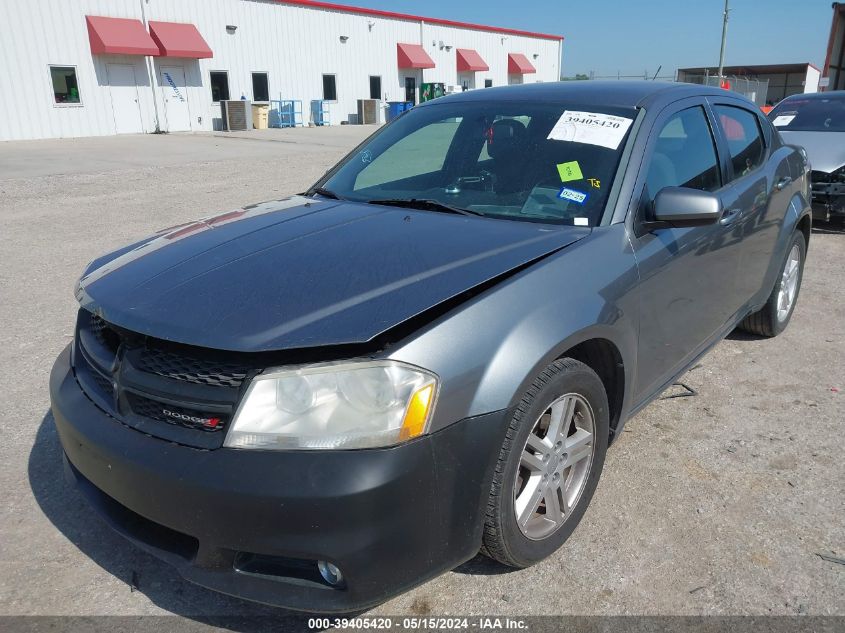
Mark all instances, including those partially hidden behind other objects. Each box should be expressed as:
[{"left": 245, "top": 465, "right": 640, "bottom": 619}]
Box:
[
  {"left": 386, "top": 101, "right": 405, "bottom": 122},
  {"left": 402, "top": 101, "right": 414, "bottom": 112}
]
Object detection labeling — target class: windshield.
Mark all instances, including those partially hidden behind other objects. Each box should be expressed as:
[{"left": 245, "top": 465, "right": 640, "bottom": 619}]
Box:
[
  {"left": 769, "top": 95, "right": 845, "bottom": 132},
  {"left": 316, "top": 100, "right": 637, "bottom": 226}
]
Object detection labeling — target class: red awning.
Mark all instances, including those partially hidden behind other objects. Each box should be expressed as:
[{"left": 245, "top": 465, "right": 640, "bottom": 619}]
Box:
[
  {"left": 508, "top": 53, "right": 536, "bottom": 74},
  {"left": 148, "top": 21, "right": 213, "bottom": 58},
  {"left": 397, "top": 43, "right": 435, "bottom": 69},
  {"left": 456, "top": 48, "right": 489, "bottom": 72},
  {"left": 86, "top": 16, "right": 159, "bottom": 56}
]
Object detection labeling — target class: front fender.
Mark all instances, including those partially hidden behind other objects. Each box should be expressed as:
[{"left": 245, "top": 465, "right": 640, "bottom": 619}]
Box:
[{"left": 388, "top": 226, "right": 640, "bottom": 435}]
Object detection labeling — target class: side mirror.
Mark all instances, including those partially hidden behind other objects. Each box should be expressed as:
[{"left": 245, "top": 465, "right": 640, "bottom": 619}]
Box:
[{"left": 653, "top": 187, "right": 721, "bottom": 227}]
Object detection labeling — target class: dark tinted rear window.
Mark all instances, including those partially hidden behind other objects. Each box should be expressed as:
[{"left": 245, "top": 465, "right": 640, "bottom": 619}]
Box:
[{"left": 714, "top": 105, "right": 766, "bottom": 178}]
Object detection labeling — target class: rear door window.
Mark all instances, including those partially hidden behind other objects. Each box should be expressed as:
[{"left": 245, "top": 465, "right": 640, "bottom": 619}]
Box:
[{"left": 714, "top": 105, "right": 766, "bottom": 179}]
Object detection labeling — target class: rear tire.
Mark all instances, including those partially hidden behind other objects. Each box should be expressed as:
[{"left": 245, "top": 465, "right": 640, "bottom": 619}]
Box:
[
  {"left": 481, "top": 358, "right": 609, "bottom": 568},
  {"left": 738, "top": 231, "right": 805, "bottom": 338}
]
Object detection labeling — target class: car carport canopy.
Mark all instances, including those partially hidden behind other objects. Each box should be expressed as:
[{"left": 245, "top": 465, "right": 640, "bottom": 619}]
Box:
[
  {"left": 148, "top": 21, "right": 213, "bottom": 58},
  {"left": 397, "top": 43, "right": 436, "bottom": 69},
  {"left": 85, "top": 15, "right": 159, "bottom": 56},
  {"left": 508, "top": 53, "right": 536, "bottom": 74},
  {"left": 456, "top": 48, "right": 489, "bottom": 72}
]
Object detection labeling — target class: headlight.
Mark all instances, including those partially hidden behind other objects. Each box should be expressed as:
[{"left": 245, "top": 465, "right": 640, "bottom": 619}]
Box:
[{"left": 224, "top": 360, "right": 438, "bottom": 450}]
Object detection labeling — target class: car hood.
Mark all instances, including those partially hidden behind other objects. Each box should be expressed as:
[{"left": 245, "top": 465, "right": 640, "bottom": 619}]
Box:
[
  {"left": 778, "top": 130, "right": 845, "bottom": 173},
  {"left": 77, "top": 196, "right": 589, "bottom": 352}
]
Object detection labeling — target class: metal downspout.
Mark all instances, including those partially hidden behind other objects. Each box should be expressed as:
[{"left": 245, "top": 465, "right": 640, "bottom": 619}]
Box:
[
  {"left": 139, "top": 0, "right": 162, "bottom": 133},
  {"left": 420, "top": 19, "right": 425, "bottom": 86}
]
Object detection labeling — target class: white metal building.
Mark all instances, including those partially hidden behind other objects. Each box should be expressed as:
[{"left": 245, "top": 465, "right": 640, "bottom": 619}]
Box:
[{"left": 0, "top": 0, "right": 563, "bottom": 141}]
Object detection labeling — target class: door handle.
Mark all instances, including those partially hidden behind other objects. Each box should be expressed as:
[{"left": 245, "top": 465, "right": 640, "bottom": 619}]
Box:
[
  {"left": 775, "top": 176, "right": 792, "bottom": 191},
  {"left": 719, "top": 207, "right": 742, "bottom": 226}
]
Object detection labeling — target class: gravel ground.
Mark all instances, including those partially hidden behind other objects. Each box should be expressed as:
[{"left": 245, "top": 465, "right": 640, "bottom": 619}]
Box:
[{"left": 0, "top": 130, "right": 843, "bottom": 623}]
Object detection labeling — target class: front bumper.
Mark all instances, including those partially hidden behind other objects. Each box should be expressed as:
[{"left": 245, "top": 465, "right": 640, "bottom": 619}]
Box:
[
  {"left": 50, "top": 345, "right": 510, "bottom": 612},
  {"left": 812, "top": 199, "right": 845, "bottom": 222},
  {"left": 811, "top": 177, "right": 845, "bottom": 222}
]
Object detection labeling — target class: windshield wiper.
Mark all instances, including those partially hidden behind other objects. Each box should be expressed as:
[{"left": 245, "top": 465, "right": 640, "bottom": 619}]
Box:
[
  {"left": 366, "top": 198, "right": 483, "bottom": 217},
  {"left": 309, "top": 186, "right": 343, "bottom": 200}
]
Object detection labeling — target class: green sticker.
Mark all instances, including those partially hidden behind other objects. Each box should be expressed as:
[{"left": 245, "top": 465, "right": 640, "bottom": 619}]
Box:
[{"left": 557, "top": 161, "right": 583, "bottom": 182}]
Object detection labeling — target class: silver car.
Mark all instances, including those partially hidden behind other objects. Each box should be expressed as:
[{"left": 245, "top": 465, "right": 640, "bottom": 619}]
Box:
[{"left": 769, "top": 91, "right": 845, "bottom": 222}]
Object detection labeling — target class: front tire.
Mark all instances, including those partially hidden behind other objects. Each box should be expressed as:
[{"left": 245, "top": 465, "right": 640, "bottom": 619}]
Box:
[
  {"left": 481, "top": 358, "right": 609, "bottom": 568},
  {"left": 739, "top": 231, "right": 806, "bottom": 337}
]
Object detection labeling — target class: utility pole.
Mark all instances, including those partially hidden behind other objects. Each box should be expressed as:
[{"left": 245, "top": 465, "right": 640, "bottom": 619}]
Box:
[{"left": 717, "top": 0, "right": 730, "bottom": 83}]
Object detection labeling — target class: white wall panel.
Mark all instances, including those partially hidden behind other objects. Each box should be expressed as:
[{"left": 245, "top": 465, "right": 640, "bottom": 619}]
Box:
[
  {"left": 804, "top": 66, "right": 821, "bottom": 93},
  {"left": 0, "top": 0, "right": 563, "bottom": 140}
]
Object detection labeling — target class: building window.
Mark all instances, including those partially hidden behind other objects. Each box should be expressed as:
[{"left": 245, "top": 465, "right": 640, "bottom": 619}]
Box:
[
  {"left": 484, "top": 79, "right": 493, "bottom": 88},
  {"left": 50, "top": 66, "right": 81, "bottom": 105},
  {"left": 322, "top": 74, "right": 337, "bottom": 101},
  {"left": 210, "top": 71, "right": 230, "bottom": 102},
  {"left": 404, "top": 77, "right": 416, "bottom": 104},
  {"left": 369, "top": 76, "right": 382, "bottom": 100},
  {"left": 252, "top": 72, "right": 269, "bottom": 102}
]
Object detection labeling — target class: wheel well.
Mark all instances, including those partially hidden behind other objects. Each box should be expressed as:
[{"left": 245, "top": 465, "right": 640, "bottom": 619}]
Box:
[
  {"left": 797, "top": 214, "right": 811, "bottom": 251},
  {"left": 560, "top": 339, "right": 624, "bottom": 440}
]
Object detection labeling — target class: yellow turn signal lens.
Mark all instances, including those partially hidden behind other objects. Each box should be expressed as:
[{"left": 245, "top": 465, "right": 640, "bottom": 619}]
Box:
[{"left": 399, "top": 383, "right": 435, "bottom": 441}]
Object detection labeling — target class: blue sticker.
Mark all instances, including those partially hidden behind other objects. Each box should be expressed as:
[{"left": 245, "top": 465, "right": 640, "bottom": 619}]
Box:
[
  {"left": 558, "top": 187, "right": 588, "bottom": 204},
  {"left": 360, "top": 149, "right": 373, "bottom": 164}
]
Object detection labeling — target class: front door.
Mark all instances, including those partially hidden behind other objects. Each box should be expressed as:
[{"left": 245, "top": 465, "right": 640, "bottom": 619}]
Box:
[
  {"left": 160, "top": 66, "right": 192, "bottom": 132},
  {"left": 404, "top": 77, "right": 416, "bottom": 104},
  {"left": 630, "top": 102, "right": 744, "bottom": 403},
  {"left": 107, "top": 64, "right": 143, "bottom": 134},
  {"left": 458, "top": 73, "right": 475, "bottom": 91}
]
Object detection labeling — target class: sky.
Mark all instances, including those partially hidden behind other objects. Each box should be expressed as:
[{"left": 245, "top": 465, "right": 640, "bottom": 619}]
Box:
[{"left": 323, "top": 0, "right": 835, "bottom": 77}]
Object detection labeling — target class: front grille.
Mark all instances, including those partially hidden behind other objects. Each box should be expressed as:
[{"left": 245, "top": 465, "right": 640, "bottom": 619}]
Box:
[
  {"left": 811, "top": 170, "right": 845, "bottom": 185},
  {"left": 811, "top": 170, "right": 832, "bottom": 185},
  {"left": 74, "top": 308, "right": 250, "bottom": 448},
  {"left": 90, "top": 313, "right": 120, "bottom": 352},
  {"left": 91, "top": 368, "right": 114, "bottom": 396},
  {"left": 136, "top": 348, "right": 248, "bottom": 388},
  {"left": 125, "top": 393, "right": 227, "bottom": 432}
]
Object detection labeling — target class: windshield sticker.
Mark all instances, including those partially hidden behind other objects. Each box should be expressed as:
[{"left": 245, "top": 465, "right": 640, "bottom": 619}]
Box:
[
  {"left": 547, "top": 111, "right": 634, "bottom": 149},
  {"left": 573, "top": 217, "right": 589, "bottom": 226},
  {"left": 360, "top": 149, "right": 373, "bottom": 164},
  {"left": 556, "top": 160, "right": 584, "bottom": 182},
  {"left": 587, "top": 177, "right": 601, "bottom": 189},
  {"left": 558, "top": 187, "right": 588, "bottom": 204},
  {"left": 772, "top": 115, "right": 796, "bottom": 127}
]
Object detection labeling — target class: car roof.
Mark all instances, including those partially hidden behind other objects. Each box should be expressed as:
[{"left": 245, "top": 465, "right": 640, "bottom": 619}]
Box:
[
  {"left": 780, "top": 90, "right": 845, "bottom": 101},
  {"left": 431, "top": 80, "right": 745, "bottom": 109}
]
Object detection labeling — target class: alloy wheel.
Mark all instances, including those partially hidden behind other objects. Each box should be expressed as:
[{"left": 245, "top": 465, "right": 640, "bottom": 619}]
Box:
[
  {"left": 513, "top": 393, "right": 595, "bottom": 540},
  {"left": 777, "top": 244, "right": 801, "bottom": 322}
]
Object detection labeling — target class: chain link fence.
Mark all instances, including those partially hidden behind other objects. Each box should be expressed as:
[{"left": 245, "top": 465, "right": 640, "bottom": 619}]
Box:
[
  {"left": 564, "top": 71, "right": 769, "bottom": 106},
  {"left": 679, "top": 74, "right": 769, "bottom": 106}
]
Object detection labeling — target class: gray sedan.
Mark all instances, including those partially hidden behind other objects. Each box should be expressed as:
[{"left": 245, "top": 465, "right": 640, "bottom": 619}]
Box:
[{"left": 51, "top": 81, "right": 811, "bottom": 611}]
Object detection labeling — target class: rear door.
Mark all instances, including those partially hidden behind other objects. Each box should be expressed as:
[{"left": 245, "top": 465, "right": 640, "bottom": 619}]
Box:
[
  {"left": 709, "top": 99, "right": 796, "bottom": 308},
  {"left": 627, "top": 99, "right": 744, "bottom": 402}
]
